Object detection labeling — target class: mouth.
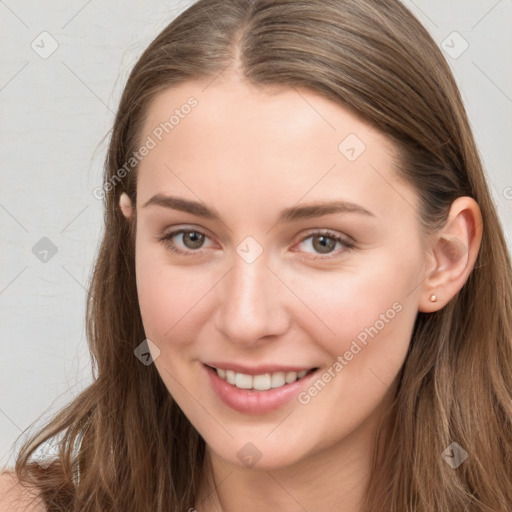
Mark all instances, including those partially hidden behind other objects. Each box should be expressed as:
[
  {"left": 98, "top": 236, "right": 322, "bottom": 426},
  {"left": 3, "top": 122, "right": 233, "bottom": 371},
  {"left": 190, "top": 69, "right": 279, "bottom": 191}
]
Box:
[
  {"left": 203, "top": 363, "right": 320, "bottom": 414},
  {"left": 204, "top": 363, "right": 319, "bottom": 391}
]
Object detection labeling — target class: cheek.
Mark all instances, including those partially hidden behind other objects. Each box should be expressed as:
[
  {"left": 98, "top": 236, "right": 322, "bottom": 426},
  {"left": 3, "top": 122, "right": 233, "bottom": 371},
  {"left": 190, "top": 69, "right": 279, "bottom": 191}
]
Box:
[
  {"left": 289, "top": 259, "right": 419, "bottom": 430},
  {"left": 290, "top": 253, "right": 419, "bottom": 354},
  {"left": 135, "top": 242, "right": 216, "bottom": 348}
]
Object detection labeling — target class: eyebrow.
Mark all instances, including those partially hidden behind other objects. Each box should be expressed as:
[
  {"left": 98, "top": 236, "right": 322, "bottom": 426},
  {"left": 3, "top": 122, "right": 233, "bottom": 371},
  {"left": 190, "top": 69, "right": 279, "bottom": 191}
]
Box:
[{"left": 141, "top": 194, "right": 375, "bottom": 222}]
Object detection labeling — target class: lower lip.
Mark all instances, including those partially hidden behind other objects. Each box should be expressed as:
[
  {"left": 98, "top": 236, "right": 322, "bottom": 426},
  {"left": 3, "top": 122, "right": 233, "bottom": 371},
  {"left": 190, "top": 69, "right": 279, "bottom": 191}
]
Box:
[{"left": 204, "top": 364, "right": 318, "bottom": 415}]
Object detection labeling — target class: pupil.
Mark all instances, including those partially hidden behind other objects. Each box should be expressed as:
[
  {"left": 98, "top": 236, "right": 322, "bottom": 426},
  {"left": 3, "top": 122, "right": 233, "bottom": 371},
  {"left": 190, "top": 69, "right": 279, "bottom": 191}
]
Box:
[
  {"left": 184, "top": 231, "right": 204, "bottom": 249},
  {"left": 313, "top": 235, "right": 335, "bottom": 254}
]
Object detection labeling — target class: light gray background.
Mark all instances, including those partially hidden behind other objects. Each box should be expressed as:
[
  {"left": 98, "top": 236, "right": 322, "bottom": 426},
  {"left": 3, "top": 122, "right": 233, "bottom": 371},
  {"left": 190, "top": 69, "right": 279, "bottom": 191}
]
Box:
[{"left": 1, "top": 0, "right": 511, "bottom": 467}]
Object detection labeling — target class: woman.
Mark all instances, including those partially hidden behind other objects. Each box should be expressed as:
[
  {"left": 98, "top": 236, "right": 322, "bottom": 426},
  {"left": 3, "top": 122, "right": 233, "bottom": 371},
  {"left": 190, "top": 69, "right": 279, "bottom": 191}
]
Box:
[{"left": 2, "top": 0, "right": 511, "bottom": 510}]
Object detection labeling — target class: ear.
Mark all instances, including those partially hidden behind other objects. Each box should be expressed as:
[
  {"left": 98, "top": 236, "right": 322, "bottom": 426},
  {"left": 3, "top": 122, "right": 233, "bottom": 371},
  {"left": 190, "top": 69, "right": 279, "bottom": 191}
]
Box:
[
  {"left": 419, "top": 196, "right": 483, "bottom": 313},
  {"left": 119, "top": 192, "right": 134, "bottom": 220}
]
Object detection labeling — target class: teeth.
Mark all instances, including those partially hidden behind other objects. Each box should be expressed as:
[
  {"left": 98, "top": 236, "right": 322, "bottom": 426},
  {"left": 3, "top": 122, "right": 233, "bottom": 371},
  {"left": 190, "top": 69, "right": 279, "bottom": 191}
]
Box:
[
  {"left": 235, "top": 373, "right": 253, "bottom": 389},
  {"left": 271, "top": 372, "right": 285, "bottom": 388},
  {"left": 285, "top": 371, "right": 297, "bottom": 383},
  {"left": 215, "top": 367, "right": 311, "bottom": 390},
  {"left": 226, "top": 370, "right": 236, "bottom": 385},
  {"left": 253, "top": 374, "right": 271, "bottom": 391}
]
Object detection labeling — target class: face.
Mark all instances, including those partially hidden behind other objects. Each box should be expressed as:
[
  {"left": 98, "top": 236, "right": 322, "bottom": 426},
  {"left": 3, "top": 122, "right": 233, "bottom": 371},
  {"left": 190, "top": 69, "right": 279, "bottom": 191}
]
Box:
[{"left": 128, "top": 76, "right": 428, "bottom": 470}]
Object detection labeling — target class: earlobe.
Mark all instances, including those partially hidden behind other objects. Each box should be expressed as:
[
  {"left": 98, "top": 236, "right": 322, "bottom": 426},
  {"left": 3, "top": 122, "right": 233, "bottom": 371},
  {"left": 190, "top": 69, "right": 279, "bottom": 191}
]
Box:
[
  {"left": 119, "top": 192, "right": 134, "bottom": 219},
  {"left": 419, "top": 197, "right": 483, "bottom": 313}
]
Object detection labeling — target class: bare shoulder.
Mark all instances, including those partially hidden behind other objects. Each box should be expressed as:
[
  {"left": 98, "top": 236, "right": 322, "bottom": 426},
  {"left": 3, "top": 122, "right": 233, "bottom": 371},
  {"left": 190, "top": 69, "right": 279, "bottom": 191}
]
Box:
[{"left": 0, "top": 471, "right": 46, "bottom": 512}]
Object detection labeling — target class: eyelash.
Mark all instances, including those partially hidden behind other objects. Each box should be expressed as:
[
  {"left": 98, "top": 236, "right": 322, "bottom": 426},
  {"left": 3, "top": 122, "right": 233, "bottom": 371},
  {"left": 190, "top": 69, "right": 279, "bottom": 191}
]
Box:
[{"left": 158, "top": 228, "right": 356, "bottom": 259}]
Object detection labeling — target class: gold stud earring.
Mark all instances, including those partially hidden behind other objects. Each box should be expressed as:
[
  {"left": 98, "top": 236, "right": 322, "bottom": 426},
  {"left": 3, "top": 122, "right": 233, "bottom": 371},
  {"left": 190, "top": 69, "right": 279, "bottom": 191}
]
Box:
[{"left": 429, "top": 294, "right": 438, "bottom": 303}]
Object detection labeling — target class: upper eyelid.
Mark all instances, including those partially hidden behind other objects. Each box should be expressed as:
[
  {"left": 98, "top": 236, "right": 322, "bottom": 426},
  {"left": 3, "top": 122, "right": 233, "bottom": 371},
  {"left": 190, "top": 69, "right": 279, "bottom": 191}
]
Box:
[
  {"left": 160, "top": 226, "right": 350, "bottom": 241},
  {"left": 161, "top": 225, "right": 214, "bottom": 241}
]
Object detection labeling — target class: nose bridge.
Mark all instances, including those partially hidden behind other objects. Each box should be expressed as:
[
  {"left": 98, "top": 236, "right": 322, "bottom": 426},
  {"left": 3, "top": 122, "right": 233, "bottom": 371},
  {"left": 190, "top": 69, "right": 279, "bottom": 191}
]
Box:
[{"left": 214, "top": 251, "right": 288, "bottom": 344}]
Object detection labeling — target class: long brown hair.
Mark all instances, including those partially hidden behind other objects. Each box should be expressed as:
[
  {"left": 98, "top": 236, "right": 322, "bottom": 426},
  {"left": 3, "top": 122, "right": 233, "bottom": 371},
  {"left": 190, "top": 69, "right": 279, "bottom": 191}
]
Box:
[{"left": 11, "top": 0, "right": 512, "bottom": 510}]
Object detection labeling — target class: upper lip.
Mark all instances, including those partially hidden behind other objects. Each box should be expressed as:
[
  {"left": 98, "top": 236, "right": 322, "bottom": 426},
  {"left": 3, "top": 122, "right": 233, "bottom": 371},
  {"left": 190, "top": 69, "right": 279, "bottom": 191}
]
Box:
[{"left": 203, "top": 362, "right": 318, "bottom": 375}]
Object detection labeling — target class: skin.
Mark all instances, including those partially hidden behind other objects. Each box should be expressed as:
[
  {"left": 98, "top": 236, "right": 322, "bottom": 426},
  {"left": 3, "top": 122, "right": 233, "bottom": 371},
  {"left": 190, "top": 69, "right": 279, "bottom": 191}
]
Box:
[{"left": 119, "top": 75, "right": 482, "bottom": 512}]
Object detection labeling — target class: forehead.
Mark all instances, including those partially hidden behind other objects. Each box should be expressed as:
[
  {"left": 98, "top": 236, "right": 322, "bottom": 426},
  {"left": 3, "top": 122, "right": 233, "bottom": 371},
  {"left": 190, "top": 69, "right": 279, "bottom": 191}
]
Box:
[{"left": 136, "top": 77, "right": 417, "bottom": 224}]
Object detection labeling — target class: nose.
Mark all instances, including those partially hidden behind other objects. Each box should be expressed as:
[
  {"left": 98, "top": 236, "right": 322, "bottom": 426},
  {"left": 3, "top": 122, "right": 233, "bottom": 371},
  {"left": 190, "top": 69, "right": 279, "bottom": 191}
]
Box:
[{"left": 214, "top": 253, "right": 290, "bottom": 346}]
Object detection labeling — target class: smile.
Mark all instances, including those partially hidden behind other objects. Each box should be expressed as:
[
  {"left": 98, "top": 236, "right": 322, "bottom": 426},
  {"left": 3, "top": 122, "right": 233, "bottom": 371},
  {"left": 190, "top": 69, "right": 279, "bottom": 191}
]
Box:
[
  {"left": 211, "top": 366, "right": 314, "bottom": 390},
  {"left": 204, "top": 363, "right": 320, "bottom": 414}
]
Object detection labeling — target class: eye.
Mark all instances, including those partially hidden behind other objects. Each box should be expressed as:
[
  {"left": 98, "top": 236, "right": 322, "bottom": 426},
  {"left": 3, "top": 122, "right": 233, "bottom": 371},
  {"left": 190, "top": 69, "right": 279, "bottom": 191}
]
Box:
[
  {"left": 158, "top": 228, "right": 213, "bottom": 256},
  {"left": 296, "top": 230, "right": 355, "bottom": 257},
  {"left": 158, "top": 228, "right": 355, "bottom": 259}
]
